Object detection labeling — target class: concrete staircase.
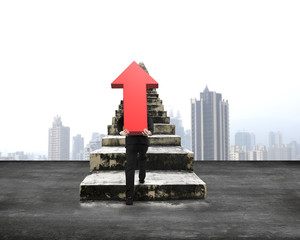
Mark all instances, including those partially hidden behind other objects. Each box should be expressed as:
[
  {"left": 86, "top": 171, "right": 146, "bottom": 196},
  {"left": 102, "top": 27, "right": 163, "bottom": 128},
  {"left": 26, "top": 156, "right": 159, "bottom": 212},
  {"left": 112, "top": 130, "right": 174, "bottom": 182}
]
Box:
[{"left": 80, "top": 88, "right": 206, "bottom": 201}]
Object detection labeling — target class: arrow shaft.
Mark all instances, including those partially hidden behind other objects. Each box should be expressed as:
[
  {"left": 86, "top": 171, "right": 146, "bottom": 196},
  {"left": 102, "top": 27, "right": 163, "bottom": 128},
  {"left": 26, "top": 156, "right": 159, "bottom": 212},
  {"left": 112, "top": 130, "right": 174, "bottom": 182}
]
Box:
[{"left": 123, "top": 83, "right": 147, "bottom": 135}]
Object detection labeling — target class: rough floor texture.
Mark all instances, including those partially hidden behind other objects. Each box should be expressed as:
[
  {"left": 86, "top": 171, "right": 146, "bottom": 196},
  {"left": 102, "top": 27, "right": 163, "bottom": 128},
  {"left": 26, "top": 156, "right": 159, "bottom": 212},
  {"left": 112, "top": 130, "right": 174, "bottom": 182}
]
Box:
[{"left": 0, "top": 161, "right": 299, "bottom": 240}]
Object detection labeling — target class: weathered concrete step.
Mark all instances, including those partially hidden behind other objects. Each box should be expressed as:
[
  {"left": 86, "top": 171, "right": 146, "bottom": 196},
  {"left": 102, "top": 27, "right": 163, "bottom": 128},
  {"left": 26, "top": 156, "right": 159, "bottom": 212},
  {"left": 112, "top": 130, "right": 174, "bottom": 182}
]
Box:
[
  {"left": 147, "top": 98, "right": 162, "bottom": 104},
  {"left": 147, "top": 93, "right": 159, "bottom": 98},
  {"left": 147, "top": 104, "right": 164, "bottom": 111},
  {"left": 116, "top": 104, "right": 164, "bottom": 112},
  {"left": 115, "top": 110, "right": 167, "bottom": 118},
  {"left": 107, "top": 125, "right": 119, "bottom": 135},
  {"left": 154, "top": 124, "right": 175, "bottom": 135},
  {"left": 102, "top": 135, "right": 181, "bottom": 146},
  {"left": 80, "top": 170, "right": 206, "bottom": 201},
  {"left": 117, "top": 104, "right": 164, "bottom": 112},
  {"left": 118, "top": 99, "right": 163, "bottom": 109},
  {"left": 111, "top": 115, "right": 169, "bottom": 125},
  {"left": 149, "top": 110, "right": 167, "bottom": 117},
  {"left": 111, "top": 116, "right": 170, "bottom": 125},
  {"left": 108, "top": 124, "right": 175, "bottom": 135},
  {"left": 152, "top": 116, "right": 170, "bottom": 124},
  {"left": 90, "top": 146, "right": 194, "bottom": 171},
  {"left": 117, "top": 93, "right": 161, "bottom": 103}
]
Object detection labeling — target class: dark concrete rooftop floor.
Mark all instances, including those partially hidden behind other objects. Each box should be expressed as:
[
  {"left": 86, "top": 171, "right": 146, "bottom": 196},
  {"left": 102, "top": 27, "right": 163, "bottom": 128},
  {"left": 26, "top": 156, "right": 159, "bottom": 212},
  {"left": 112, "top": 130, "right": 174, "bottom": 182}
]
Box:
[{"left": 0, "top": 161, "right": 299, "bottom": 240}]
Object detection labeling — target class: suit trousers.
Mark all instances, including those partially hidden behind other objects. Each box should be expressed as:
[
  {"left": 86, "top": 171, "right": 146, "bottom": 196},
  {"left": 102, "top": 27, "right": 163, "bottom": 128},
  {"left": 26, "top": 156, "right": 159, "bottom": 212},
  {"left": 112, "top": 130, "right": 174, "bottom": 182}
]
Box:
[{"left": 125, "top": 144, "right": 148, "bottom": 198}]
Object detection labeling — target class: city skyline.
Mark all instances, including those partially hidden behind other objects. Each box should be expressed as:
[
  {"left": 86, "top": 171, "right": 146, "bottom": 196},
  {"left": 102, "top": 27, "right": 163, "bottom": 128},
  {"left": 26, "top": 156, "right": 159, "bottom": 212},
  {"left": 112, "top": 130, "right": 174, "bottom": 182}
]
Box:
[
  {"left": 1, "top": 113, "right": 299, "bottom": 160},
  {"left": 0, "top": 103, "right": 299, "bottom": 157},
  {"left": 1, "top": 1, "right": 300, "bottom": 153}
]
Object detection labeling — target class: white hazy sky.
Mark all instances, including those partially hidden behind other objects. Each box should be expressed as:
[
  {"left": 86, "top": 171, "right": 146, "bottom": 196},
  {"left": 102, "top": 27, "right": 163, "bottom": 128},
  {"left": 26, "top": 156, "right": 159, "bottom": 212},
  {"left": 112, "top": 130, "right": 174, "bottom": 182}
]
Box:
[{"left": 1, "top": 0, "right": 300, "bottom": 154}]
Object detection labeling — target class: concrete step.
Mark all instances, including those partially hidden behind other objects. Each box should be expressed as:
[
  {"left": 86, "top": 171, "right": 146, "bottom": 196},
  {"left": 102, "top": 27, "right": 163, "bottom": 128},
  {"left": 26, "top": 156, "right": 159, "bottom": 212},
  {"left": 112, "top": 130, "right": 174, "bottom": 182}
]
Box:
[
  {"left": 80, "top": 170, "right": 206, "bottom": 201},
  {"left": 111, "top": 117, "right": 118, "bottom": 124},
  {"left": 115, "top": 110, "right": 167, "bottom": 118},
  {"left": 107, "top": 124, "right": 175, "bottom": 135},
  {"left": 90, "top": 146, "right": 194, "bottom": 171},
  {"left": 147, "top": 98, "right": 162, "bottom": 104},
  {"left": 147, "top": 104, "right": 164, "bottom": 111},
  {"left": 117, "top": 99, "right": 163, "bottom": 109},
  {"left": 111, "top": 115, "right": 169, "bottom": 125},
  {"left": 154, "top": 124, "right": 175, "bottom": 135},
  {"left": 102, "top": 135, "right": 181, "bottom": 146},
  {"left": 117, "top": 93, "right": 160, "bottom": 103},
  {"left": 117, "top": 104, "right": 164, "bottom": 112},
  {"left": 147, "top": 88, "right": 157, "bottom": 93},
  {"left": 107, "top": 125, "right": 119, "bottom": 135},
  {"left": 115, "top": 109, "right": 167, "bottom": 118},
  {"left": 147, "top": 93, "right": 159, "bottom": 98},
  {"left": 149, "top": 110, "right": 167, "bottom": 117},
  {"left": 152, "top": 116, "right": 170, "bottom": 124}
]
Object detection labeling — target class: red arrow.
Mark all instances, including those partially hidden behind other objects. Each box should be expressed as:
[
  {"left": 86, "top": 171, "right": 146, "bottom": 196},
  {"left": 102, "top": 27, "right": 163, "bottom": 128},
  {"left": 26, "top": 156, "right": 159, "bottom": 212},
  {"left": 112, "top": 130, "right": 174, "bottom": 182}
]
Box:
[{"left": 111, "top": 61, "right": 159, "bottom": 135}]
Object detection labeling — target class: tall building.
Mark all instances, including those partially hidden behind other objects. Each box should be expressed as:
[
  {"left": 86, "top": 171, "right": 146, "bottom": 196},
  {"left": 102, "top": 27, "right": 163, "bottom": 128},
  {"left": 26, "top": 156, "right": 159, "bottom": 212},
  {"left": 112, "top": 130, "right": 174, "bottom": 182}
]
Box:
[
  {"left": 230, "top": 146, "right": 242, "bottom": 161},
  {"left": 84, "top": 133, "right": 106, "bottom": 160},
  {"left": 169, "top": 110, "right": 189, "bottom": 149},
  {"left": 288, "top": 141, "right": 299, "bottom": 160},
  {"left": 268, "top": 131, "right": 289, "bottom": 160},
  {"left": 72, "top": 134, "right": 84, "bottom": 160},
  {"left": 191, "top": 86, "right": 230, "bottom": 160},
  {"left": 48, "top": 116, "right": 70, "bottom": 160},
  {"left": 184, "top": 129, "right": 191, "bottom": 151},
  {"left": 269, "top": 131, "right": 282, "bottom": 147},
  {"left": 235, "top": 132, "right": 255, "bottom": 151},
  {"left": 230, "top": 145, "right": 267, "bottom": 160},
  {"left": 268, "top": 145, "right": 291, "bottom": 160},
  {"left": 191, "top": 98, "right": 203, "bottom": 160},
  {"left": 248, "top": 146, "right": 268, "bottom": 160}
]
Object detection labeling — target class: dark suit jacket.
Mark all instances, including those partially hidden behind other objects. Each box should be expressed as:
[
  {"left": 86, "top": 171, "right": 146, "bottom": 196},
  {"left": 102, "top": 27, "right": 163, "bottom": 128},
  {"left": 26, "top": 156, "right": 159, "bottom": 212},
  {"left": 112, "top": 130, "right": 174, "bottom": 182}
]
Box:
[{"left": 117, "top": 114, "right": 154, "bottom": 147}]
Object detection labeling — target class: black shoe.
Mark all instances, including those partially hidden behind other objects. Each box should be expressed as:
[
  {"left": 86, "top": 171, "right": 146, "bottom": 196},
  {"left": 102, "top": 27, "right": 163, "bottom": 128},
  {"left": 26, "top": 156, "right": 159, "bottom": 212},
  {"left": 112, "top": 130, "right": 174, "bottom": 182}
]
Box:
[
  {"left": 126, "top": 197, "right": 133, "bottom": 205},
  {"left": 139, "top": 179, "right": 145, "bottom": 184}
]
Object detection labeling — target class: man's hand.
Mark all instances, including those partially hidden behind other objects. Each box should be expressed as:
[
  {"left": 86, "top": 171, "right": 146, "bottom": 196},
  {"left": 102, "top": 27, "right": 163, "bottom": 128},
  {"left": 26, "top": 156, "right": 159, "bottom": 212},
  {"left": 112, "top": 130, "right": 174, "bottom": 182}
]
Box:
[
  {"left": 120, "top": 129, "right": 130, "bottom": 136},
  {"left": 142, "top": 129, "right": 152, "bottom": 136}
]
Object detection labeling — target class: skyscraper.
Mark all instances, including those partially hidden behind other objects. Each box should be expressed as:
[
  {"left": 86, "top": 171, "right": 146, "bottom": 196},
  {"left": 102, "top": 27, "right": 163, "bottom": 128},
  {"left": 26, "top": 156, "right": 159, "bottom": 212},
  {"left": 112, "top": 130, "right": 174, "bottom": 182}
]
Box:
[
  {"left": 268, "top": 131, "right": 292, "bottom": 160},
  {"left": 84, "top": 133, "right": 106, "bottom": 160},
  {"left": 269, "top": 131, "right": 282, "bottom": 147},
  {"left": 235, "top": 132, "right": 255, "bottom": 151},
  {"left": 191, "top": 86, "right": 230, "bottom": 160},
  {"left": 169, "top": 110, "right": 188, "bottom": 149},
  {"left": 191, "top": 98, "right": 203, "bottom": 160},
  {"left": 48, "top": 116, "right": 70, "bottom": 160},
  {"left": 72, "top": 134, "right": 84, "bottom": 160}
]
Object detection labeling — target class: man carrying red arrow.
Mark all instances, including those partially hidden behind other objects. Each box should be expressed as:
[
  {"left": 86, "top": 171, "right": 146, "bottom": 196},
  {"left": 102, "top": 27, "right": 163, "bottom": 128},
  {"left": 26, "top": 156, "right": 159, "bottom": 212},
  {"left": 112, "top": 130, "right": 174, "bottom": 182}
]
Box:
[
  {"left": 112, "top": 61, "right": 158, "bottom": 205},
  {"left": 117, "top": 114, "right": 153, "bottom": 205}
]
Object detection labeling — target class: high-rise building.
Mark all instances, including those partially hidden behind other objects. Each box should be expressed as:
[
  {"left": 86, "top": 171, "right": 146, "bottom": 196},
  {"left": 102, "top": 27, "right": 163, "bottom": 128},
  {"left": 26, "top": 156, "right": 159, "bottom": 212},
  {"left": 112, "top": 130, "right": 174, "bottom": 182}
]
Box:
[
  {"left": 248, "top": 145, "right": 268, "bottom": 160},
  {"left": 268, "top": 131, "right": 288, "bottom": 160},
  {"left": 269, "top": 131, "right": 282, "bottom": 147},
  {"left": 72, "top": 134, "right": 84, "bottom": 160},
  {"left": 170, "top": 110, "right": 189, "bottom": 149},
  {"left": 230, "top": 146, "right": 241, "bottom": 161},
  {"left": 191, "top": 98, "right": 203, "bottom": 160},
  {"left": 191, "top": 86, "right": 230, "bottom": 160},
  {"left": 230, "top": 145, "right": 267, "bottom": 160},
  {"left": 48, "top": 116, "right": 70, "bottom": 160},
  {"left": 235, "top": 132, "right": 255, "bottom": 151},
  {"left": 268, "top": 145, "right": 291, "bottom": 160},
  {"left": 288, "top": 141, "right": 299, "bottom": 160},
  {"left": 184, "top": 129, "right": 191, "bottom": 151},
  {"left": 84, "top": 133, "right": 106, "bottom": 160}
]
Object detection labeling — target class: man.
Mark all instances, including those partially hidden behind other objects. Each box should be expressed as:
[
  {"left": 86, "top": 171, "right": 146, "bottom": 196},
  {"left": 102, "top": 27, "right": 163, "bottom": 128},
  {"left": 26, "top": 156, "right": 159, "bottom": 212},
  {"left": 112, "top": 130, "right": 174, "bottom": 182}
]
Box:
[{"left": 117, "top": 114, "right": 153, "bottom": 205}]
